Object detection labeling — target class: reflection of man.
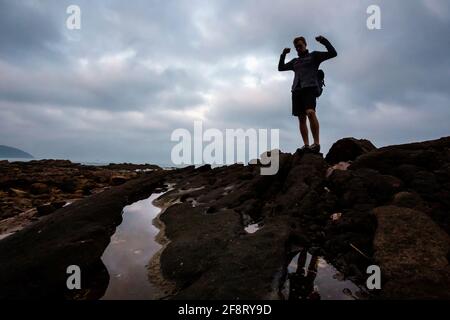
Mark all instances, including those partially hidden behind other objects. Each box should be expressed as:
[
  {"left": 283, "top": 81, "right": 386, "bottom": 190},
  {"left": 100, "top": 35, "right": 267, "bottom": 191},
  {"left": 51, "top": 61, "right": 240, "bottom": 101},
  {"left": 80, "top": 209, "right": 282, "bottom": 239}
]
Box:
[
  {"left": 288, "top": 250, "right": 321, "bottom": 300},
  {"left": 278, "top": 35, "right": 337, "bottom": 153}
]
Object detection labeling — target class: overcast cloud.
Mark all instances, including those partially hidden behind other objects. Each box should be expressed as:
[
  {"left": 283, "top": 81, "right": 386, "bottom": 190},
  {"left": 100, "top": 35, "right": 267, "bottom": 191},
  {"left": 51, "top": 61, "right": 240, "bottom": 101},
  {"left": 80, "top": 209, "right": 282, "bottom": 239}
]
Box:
[{"left": 0, "top": 0, "right": 449, "bottom": 165}]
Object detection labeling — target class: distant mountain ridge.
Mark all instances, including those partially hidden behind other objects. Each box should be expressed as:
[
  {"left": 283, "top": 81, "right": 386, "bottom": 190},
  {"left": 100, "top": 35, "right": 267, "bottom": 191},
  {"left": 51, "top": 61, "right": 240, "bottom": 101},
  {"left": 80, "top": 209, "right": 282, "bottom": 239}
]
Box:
[{"left": 0, "top": 145, "right": 33, "bottom": 158}]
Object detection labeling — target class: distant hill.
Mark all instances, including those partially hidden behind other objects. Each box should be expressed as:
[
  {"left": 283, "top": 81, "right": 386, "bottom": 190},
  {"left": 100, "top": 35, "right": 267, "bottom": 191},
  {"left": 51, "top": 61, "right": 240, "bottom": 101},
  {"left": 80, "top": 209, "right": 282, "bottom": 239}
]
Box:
[{"left": 0, "top": 145, "right": 34, "bottom": 158}]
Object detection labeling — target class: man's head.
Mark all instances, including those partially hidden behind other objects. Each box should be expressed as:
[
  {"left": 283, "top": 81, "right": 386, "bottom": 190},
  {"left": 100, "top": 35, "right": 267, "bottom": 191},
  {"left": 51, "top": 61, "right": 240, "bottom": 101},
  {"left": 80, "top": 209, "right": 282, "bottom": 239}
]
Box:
[{"left": 293, "top": 36, "right": 307, "bottom": 55}]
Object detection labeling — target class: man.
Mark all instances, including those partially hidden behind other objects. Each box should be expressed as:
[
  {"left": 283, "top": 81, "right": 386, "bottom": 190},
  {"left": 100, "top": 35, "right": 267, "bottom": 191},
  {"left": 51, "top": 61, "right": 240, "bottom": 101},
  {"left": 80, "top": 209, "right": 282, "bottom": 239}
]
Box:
[{"left": 278, "top": 35, "right": 337, "bottom": 153}]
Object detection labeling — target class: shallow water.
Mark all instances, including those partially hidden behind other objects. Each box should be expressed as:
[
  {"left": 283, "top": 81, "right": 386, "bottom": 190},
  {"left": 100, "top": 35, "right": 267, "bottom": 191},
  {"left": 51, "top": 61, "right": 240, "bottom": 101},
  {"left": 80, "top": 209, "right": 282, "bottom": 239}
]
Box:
[
  {"left": 101, "top": 192, "right": 164, "bottom": 300},
  {"left": 99, "top": 189, "right": 366, "bottom": 300},
  {"left": 280, "top": 250, "right": 367, "bottom": 300}
]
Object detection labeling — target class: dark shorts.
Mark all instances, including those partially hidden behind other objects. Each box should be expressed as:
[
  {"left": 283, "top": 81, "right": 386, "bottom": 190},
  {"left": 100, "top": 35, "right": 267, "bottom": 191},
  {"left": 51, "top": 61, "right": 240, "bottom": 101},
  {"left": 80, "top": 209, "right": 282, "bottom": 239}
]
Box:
[{"left": 292, "top": 87, "right": 317, "bottom": 116}]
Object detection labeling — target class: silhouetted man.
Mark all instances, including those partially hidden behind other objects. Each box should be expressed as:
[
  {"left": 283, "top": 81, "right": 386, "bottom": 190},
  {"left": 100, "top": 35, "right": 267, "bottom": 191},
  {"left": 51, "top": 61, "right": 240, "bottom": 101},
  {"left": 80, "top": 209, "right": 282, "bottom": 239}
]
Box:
[{"left": 278, "top": 35, "right": 337, "bottom": 153}]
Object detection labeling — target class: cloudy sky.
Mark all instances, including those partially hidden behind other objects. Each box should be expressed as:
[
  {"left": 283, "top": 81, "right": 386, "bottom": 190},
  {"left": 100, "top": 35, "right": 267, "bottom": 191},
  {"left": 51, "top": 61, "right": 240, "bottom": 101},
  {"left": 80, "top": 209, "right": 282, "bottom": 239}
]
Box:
[{"left": 0, "top": 0, "right": 449, "bottom": 165}]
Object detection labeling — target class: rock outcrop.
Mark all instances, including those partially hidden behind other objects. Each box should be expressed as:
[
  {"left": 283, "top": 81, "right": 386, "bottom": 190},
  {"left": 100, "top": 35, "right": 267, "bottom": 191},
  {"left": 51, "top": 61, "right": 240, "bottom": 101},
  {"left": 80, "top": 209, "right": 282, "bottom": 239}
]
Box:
[
  {"left": 325, "top": 138, "right": 376, "bottom": 165},
  {"left": 373, "top": 206, "right": 450, "bottom": 299},
  {"left": 0, "top": 136, "right": 449, "bottom": 300},
  {"left": 0, "top": 160, "right": 162, "bottom": 223},
  {"left": 0, "top": 170, "right": 168, "bottom": 299}
]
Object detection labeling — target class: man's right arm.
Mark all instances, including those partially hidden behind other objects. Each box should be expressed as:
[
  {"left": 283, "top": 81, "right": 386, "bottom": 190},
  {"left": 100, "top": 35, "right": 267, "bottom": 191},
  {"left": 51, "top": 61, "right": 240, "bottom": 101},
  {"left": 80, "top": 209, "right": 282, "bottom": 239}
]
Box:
[{"left": 278, "top": 49, "right": 294, "bottom": 71}]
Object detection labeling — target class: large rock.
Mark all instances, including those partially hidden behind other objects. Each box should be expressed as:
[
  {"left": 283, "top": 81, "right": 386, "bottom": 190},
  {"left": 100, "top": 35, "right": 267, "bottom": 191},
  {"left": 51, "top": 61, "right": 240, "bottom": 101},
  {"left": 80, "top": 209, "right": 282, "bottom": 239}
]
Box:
[
  {"left": 36, "top": 201, "right": 66, "bottom": 217},
  {"left": 156, "top": 153, "right": 324, "bottom": 299},
  {"left": 373, "top": 205, "right": 450, "bottom": 299},
  {"left": 9, "top": 188, "right": 28, "bottom": 197},
  {"left": 325, "top": 138, "right": 376, "bottom": 165},
  {"left": 36, "top": 204, "right": 57, "bottom": 216},
  {"left": 57, "top": 178, "right": 77, "bottom": 193},
  {"left": 110, "top": 175, "right": 128, "bottom": 186},
  {"left": 30, "top": 183, "right": 49, "bottom": 195},
  {"left": 350, "top": 136, "right": 450, "bottom": 174},
  {"left": 391, "top": 191, "right": 427, "bottom": 211}
]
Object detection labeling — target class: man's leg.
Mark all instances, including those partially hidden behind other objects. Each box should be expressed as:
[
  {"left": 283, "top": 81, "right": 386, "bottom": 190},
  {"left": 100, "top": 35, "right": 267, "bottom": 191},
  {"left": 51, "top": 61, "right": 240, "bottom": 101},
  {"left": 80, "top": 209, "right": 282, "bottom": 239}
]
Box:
[
  {"left": 298, "top": 114, "right": 309, "bottom": 146},
  {"left": 306, "top": 109, "right": 320, "bottom": 145}
]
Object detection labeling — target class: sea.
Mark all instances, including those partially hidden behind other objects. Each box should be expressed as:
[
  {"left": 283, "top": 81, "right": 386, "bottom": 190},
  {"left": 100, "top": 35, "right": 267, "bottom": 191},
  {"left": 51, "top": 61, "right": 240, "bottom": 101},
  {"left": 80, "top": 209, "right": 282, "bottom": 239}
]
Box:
[
  {"left": 0, "top": 157, "right": 209, "bottom": 170},
  {"left": 2, "top": 157, "right": 147, "bottom": 165}
]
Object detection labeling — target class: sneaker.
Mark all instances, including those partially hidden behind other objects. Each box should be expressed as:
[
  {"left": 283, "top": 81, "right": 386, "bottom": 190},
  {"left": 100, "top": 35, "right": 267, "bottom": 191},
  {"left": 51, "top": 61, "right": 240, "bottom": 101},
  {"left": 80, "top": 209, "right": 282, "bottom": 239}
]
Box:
[
  {"left": 299, "top": 145, "right": 310, "bottom": 152},
  {"left": 310, "top": 143, "right": 321, "bottom": 153}
]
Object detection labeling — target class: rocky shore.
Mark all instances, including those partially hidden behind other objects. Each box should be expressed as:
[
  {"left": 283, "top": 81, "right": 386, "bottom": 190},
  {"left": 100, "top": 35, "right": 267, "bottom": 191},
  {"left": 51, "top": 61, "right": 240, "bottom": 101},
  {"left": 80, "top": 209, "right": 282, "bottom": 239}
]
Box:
[
  {"left": 0, "top": 136, "right": 449, "bottom": 300},
  {"left": 0, "top": 160, "right": 160, "bottom": 236}
]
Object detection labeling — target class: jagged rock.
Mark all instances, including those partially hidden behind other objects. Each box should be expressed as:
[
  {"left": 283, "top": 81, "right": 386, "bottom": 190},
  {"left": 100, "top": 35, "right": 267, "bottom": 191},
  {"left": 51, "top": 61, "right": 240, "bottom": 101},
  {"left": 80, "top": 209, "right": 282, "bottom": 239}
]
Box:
[
  {"left": 1, "top": 136, "right": 450, "bottom": 300},
  {"left": 238, "top": 172, "right": 254, "bottom": 180},
  {"left": 366, "top": 174, "right": 403, "bottom": 204},
  {"left": 36, "top": 204, "right": 57, "bottom": 216},
  {"left": 350, "top": 137, "right": 450, "bottom": 174},
  {"left": 9, "top": 188, "right": 27, "bottom": 197},
  {"left": 57, "top": 178, "right": 77, "bottom": 193},
  {"left": 52, "top": 201, "right": 66, "bottom": 209},
  {"left": 325, "top": 137, "right": 376, "bottom": 165},
  {"left": 391, "top": 191, "right": 426, "bottom": 210},
  {"left": 327, "top": 169, "right": 353, "bottom": 193},
  {"left": 0, "top": 171, "right": 168, "bottom": 299},
  {"left": 0, "top": 160, "right": 154, "bottom": 224},
  {"left": 30, "top": 183, "right": 49, "bottom": 195},
  {"left": 326, "top": 161, "right": 351, "bottom": 177},
  {"left": 410, "top": 171, "right": 439, "bottom": 196},
  {"left": 197, "top": 164, "right": 211, "bottom": 172},
  {"left": 394, "top": 164, "right": 422, "bottom": 184},
  {"left": 110, "top": 175, "right": 128, "bottom": 186}
]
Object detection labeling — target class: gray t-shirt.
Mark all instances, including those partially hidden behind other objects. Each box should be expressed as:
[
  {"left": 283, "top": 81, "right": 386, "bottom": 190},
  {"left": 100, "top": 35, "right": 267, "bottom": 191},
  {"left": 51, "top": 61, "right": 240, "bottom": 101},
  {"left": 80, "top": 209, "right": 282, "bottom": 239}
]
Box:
[{"left": 278, "top": 39, "right": 337, "bottom": 92}]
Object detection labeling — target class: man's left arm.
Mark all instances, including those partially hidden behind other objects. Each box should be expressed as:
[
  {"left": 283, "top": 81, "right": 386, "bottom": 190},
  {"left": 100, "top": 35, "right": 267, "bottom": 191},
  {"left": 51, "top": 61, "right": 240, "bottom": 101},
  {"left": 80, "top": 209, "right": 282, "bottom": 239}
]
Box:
[{"left": 314, "top": 36, "right": 337, "bottom": 64}]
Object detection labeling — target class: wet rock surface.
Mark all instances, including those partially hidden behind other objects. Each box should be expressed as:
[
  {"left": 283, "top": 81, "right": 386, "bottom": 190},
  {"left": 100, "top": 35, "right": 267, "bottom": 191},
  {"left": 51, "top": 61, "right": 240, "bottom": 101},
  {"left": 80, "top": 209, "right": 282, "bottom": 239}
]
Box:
[
  {"left": 0, "top": 170, "right": 168, "bottom": 299},
  {"left": 0, "top": 136, "right": 449, "bottom": 300},
  {"left": 0, "top": 160, "right": 162, "bottom": 234}
]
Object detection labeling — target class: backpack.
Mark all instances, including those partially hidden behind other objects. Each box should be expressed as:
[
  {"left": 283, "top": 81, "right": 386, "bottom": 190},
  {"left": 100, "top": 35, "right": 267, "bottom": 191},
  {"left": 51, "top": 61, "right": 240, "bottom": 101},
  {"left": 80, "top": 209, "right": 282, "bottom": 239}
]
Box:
[{"left": 316, "top": 69, "right": 325, "bottom": 97}]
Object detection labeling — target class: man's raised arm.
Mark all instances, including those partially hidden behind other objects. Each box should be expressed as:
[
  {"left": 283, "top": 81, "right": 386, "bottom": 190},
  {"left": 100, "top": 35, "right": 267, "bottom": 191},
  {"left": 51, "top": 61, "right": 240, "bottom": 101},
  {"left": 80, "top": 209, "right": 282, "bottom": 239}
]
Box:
[
  {"left": 278, "top": 48, "right": 294, "bottom": 71},
  {"left": 314, "top": 36, "right": 337, "bottom": 64}
]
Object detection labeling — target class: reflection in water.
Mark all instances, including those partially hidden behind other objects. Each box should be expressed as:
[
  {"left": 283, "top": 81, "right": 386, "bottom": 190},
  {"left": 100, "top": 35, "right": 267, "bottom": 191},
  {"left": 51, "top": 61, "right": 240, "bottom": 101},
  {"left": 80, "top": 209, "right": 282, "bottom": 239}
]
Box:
[
  {"left": 280, "top": 250, "right": 366, "bottom": 300},
  {"left": 287, "top": 251, "right": 320, "bottom": 300},
  {"left": 101, "top": 192, "right": 164, "bottom": 300}
]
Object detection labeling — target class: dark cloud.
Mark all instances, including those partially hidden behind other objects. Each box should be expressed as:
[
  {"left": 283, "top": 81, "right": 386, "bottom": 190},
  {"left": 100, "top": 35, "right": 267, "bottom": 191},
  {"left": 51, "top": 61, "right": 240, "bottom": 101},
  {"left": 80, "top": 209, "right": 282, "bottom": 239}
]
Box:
[
  {"left": 0, "top": 1, "right": 63, "bottom": 63},
  {"left": 0, "top": 0, "right": 449, "bottom": 164}
]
